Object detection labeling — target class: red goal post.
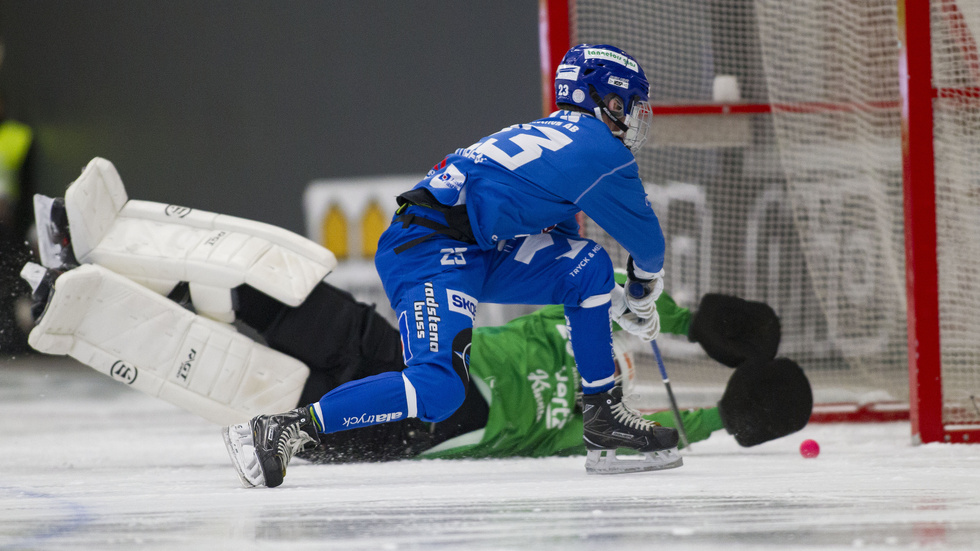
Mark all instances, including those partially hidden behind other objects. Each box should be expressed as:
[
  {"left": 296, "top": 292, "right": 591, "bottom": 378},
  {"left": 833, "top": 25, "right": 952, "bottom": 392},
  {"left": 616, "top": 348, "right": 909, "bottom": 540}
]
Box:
[{"left": 540, "top": 0, "right": 980, "bottom": 444}]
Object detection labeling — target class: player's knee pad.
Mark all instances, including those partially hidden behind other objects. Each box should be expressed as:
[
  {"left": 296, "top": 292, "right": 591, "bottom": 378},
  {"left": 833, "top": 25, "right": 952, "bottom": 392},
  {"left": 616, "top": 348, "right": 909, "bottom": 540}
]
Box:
[
  {"left": 404, "top": 329, "right": 471, "bottom": 423},
  {"left": 415, "top": 379, "right": 467, "bottom": 423},
  {"left": 27, "top": 262, "right": 310, "bottom": 425},
  {"left": 63, "top": 157, "right": 336, "bottom": 322}
]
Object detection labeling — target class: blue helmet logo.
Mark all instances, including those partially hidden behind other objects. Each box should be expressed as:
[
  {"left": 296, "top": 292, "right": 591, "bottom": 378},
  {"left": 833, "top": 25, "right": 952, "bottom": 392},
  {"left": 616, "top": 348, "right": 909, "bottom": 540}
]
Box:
[
  {"left": 554, "top": 44, "right": 652, "bottom": 151},
  {"left": 554, "top": 44, "right": 649, "bottom": 116}
]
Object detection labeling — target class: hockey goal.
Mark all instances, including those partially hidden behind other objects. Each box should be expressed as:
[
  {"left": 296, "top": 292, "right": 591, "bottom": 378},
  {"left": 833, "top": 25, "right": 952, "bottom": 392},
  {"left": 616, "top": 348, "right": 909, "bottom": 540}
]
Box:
[{"left": 540, "top": 0, "right": 980, "bottom": 444}]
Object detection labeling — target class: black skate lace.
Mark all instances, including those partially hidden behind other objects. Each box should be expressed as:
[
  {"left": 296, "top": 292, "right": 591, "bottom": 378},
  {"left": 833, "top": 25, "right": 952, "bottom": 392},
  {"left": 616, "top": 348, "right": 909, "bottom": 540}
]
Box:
[{"left": 610, "top": 401, "right": 661, "bottom": 431}]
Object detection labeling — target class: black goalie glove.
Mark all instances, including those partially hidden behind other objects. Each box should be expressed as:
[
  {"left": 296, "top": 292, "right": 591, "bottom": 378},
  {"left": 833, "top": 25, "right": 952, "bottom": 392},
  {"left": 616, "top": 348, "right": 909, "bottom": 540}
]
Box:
[
  {"left": 688, "top": 293, "right": 780, "bottom": 368},
  {"left": 718, "top": 357, "right": 813, "bottom": 447}
]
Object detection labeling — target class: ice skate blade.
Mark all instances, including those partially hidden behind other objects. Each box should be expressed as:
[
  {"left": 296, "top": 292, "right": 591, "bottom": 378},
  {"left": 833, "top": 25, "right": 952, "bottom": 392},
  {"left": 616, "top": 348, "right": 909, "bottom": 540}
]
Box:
[
  {"left": 584, "top": 447, "right": 683, "bottom": 475},
  {"left": 222, "top": 423, "right": 265, "bottom": 488}
]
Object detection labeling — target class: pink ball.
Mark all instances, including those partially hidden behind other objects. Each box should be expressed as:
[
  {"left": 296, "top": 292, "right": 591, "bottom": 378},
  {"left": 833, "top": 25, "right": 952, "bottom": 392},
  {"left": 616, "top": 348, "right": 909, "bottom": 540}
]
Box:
[{"left": 799, "top": 439, "right": 820, "bottom": 458}]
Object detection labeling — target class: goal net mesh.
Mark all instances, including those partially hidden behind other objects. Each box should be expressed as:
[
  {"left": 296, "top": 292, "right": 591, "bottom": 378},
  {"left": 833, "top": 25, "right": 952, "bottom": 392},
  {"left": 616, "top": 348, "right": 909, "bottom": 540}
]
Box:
[
  {"left": 930, "top": 0, "right": 980, "bottom": 428},
  {"left": 570, "top": 0, "right": 980, "bottom": 426}
]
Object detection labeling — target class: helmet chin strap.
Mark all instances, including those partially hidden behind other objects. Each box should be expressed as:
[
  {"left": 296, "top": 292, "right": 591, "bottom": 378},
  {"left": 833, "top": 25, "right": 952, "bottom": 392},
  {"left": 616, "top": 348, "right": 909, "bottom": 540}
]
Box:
[{"left": 589, "top": 85, "right": 629, "bottom": 134}]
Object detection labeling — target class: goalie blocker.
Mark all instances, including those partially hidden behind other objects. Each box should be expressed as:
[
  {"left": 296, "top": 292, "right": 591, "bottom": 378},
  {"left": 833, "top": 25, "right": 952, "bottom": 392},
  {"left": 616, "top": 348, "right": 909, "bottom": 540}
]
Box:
[
  {"left": 688, "top": 293, "right": 809, "bottom": 446},
  {"left": 719, "top": 357, "right": 813, "bottom": 447},
  {"left": 688, "top": 293, "right": 781, "bottom": 368}
]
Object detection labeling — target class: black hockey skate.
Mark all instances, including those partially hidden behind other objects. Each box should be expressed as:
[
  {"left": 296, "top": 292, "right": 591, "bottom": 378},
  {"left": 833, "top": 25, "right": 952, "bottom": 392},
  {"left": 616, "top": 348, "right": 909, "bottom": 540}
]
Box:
[
  {"left": 581, "top": 385, "right": 683, "bottom": 474},
  {"left": 34, "top": 195, "right": 79, "bottom": 270},
  {"left": 223, "top": 406, "right": 321, "bottom": 488}
]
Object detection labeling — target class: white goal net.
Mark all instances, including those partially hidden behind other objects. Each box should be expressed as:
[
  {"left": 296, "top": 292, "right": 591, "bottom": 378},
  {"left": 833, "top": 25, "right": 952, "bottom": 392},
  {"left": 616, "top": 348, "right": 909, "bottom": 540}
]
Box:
[{"left": 555, "top": 0, "right": 980, "bottom": 439}]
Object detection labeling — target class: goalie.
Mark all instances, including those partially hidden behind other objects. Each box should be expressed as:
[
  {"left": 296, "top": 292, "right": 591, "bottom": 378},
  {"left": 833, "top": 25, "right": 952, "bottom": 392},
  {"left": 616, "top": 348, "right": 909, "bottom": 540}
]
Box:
[{"left": 22, "top": 157, "right": 811, "bottom": 486}]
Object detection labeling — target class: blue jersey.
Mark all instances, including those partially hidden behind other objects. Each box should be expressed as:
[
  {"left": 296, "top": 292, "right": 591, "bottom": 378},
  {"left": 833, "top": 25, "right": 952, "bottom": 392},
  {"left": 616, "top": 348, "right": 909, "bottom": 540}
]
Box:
[
  {"left": 325, "top": 112, "right": 656, "bottom": 431},
  {"left": 413, "top": 110, "right": 665, "bottom": 273}
]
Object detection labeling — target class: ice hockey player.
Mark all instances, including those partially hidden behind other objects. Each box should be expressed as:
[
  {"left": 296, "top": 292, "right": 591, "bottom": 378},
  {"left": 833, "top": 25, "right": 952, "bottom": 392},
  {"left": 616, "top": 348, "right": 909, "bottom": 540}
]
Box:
[
  {"left": 23, "top": 154, "right": 810, "bottom": 487},
  {"left": 225, "top": 42, "right": 677, "bottom": 483}
]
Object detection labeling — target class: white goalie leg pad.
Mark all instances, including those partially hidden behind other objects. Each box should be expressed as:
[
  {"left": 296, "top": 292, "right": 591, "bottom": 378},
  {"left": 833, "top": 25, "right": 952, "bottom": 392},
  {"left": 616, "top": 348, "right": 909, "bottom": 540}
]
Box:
[
  {"left": 64, "top": 157, "right": 337, "bottom": 320},
  {"left": 28, "top": 263, "right": 310, "bottom": 425}
]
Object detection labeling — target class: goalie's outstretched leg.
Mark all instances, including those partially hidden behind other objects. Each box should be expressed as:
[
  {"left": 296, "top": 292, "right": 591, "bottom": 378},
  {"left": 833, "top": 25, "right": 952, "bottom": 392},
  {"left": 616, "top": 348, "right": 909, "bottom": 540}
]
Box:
[
  {"left": 581, "top": 385, "right": 683, "bottom": 474},
  {"left": 37, "top": 156, "right": 337, "bottom": 322},
  {"left": 20, "top": 261, "right": 310, "bottom": 426}
]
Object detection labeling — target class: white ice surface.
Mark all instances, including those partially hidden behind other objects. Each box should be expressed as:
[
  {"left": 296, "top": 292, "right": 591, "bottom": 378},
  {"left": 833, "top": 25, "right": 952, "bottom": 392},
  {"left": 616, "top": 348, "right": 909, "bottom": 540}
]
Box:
[{"left": 2, "top": 356, "right": 980, "bottom": 551}]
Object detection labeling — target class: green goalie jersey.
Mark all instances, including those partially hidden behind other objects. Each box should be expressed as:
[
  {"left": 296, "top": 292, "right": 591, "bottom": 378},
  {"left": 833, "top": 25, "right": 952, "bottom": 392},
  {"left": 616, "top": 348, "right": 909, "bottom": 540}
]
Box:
[{"left": 419, "top": 293, "right": 725, "bottom": 459}]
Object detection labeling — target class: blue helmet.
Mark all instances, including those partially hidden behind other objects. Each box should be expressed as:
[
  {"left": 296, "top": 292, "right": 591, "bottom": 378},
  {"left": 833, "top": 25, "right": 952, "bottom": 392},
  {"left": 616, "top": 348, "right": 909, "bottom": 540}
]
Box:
[{"left": 554, "top": 44, "right": 651, "bottom": 151}]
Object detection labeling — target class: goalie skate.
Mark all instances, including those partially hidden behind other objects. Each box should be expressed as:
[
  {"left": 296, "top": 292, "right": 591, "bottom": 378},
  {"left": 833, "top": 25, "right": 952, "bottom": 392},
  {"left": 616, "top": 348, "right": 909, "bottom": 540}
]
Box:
[
  {"left": 33, "top": 194, "right": 78, "bottom": 270},
  {"left": 582, "top": 385, "right": 683, "bottom": 475}
]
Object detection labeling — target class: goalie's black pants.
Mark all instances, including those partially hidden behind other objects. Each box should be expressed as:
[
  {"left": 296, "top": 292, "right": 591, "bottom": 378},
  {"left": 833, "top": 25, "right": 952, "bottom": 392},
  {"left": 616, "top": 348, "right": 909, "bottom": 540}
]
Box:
[{"left": 234, "top": 282, "right": 489, "bottom": 463}]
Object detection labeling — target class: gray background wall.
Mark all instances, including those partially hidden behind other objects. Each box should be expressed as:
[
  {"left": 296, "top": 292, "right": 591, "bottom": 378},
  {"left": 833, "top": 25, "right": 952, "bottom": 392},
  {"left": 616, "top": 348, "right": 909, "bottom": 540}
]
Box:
[{"left": 0, "top": 1, "right": 541, "bottom": 235}]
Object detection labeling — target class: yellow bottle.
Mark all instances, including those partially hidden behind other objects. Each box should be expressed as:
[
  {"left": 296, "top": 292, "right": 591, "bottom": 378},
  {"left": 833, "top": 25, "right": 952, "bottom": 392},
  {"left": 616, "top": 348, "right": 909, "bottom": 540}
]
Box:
[
  {"left": 361, "top": 199, "right": 386, "bottom": 258},
  {"left": 322, "top": 203, "right": 348, "bottom": 260}
]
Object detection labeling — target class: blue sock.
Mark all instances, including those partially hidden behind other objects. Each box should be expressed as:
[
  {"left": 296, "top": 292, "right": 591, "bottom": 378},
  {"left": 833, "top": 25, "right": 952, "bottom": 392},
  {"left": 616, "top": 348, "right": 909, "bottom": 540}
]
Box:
[
  {"left": 565, "top": 303, "right": 616, "bottom": 395},
  {"left": 310, "top": 371, "right": 412, "bottom": 434}
]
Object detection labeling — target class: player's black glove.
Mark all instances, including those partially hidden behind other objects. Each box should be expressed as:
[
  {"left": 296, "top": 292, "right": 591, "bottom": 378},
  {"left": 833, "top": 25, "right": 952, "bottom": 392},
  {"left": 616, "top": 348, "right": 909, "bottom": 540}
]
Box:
[
  {"left": 717, "top": 357, "right": 813, "bottom": 447},
  {"left": 688, "top": 293, "right": 780, "bottom": 368}
]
